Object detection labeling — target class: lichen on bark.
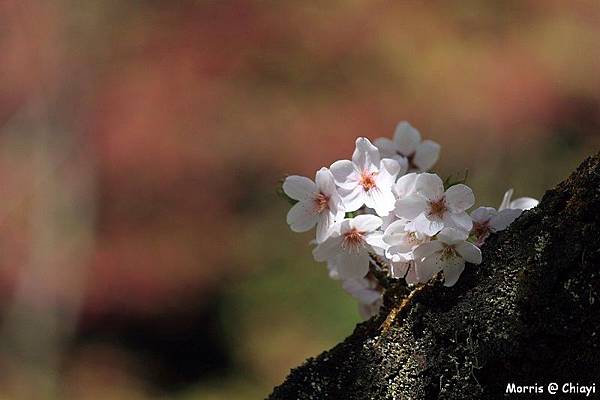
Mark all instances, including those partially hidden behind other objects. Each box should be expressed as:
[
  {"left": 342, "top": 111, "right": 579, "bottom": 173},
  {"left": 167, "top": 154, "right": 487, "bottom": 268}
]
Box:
[{"left": 270, "top": 152, "right": 600, "bottom": 400}]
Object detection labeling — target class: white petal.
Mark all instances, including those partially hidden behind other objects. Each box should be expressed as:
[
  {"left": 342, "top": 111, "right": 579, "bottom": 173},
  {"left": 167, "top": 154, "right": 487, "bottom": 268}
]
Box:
[
  {"left": 395, "top": 194, "right": 427, "bottom": 219},
  {"left": 489, "top": 208, "right": 521, "bottom": 232},
  {"left": 352, "top": 137, "right": 380, "bottom": 172},
  {"left": 445, "top": 184, "right": 475, "bottom": 213},
  {"left": 358, "top": 299, "right": 382, "bottom": 319},
  {"left": 412, "top": 213, "right": 444, "bottom": 236},
  {"left": 330, "top": 160, "right": 360, "bottom": 190},
  {"left": 351, "top": 214, "right": 383, "bottom": 232},
  {"left": 499, "top": 188, "right": 514, "bottom": 210},
  {"left": 510, "top": 197, "right": 539, "bottom": 211},
  {"left": 364, "top": 231, "right": 388, "bottom": 254},
  {"left": 315, "top": 212, "right": 335, "bottom": 243},
  {"left": 283, "top": 175, "right": 317, "bottom": 201},
  {"left": 393, "top": 172, "right": 418, "bottom": 198},
  {"left": 373, "top": 137, "right": 397, "bottom": 159},
  {"left": 415, "top": 173, "right": 444, "bottom": 201},
  {"left": 315, "top": 167, "right": 336, "bottom": 196},
  {"left": 339, "top": 186, "right": 366, "bottom": 212},
  {"left": 413, "top": 241, "right": 444, "bottom": 260},
  {"left": 393, "top": 121, "right": 421, "bottom": 156},
  {"left": 404, "top": 263, "right": 419, "bottom": 285},
  {"left": 312, "top": 235, "right": 343, "bottom": 262},
  {"left": 442, "top": 256, "right": 465, "bottom": 287},
  {"left": 376, "top": 158, "right": 402, "bottom": 189},
  {"left": 470, "top": 206, "right": 497, "bottom": 224},
  {"left": 287, "top": 201, "right": 319, "bottom": 232},
  {"left": 383, "top": 219, "right": 408, "bottom": 245},
  {"left": 415, "top": 253, "right": 443, "bottom": 282},
  {"left": 455, "top": 241, "right": 482, "bottom": 264},
  {"left": 342, "top": 279, "right": 381, "bottom": 304},
  {"left": 337, "top": 251, "right": 370, "bottom": 280},
  {"left": 444, "top": 212, "right": 473, "bottom": 233},
  {"left": 390, "top": 261, "right": 410, "bottom": 279},
  {"left": 365, "top": 187, "right": 396, "bottom": 216},
  {"left": 413, "top": 140, "right": 440, "bottom": 171},
  {"left": 437, "top": 227, "right": 468, "bottom": 245},
  {"left": 327, "top": 260, "right": 340, "bottom": 280}
]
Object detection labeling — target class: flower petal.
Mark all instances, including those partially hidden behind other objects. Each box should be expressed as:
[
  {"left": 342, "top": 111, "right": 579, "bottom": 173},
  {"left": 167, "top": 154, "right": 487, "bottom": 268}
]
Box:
[
  {"left": 312, "top": 235, "right": 343, "bottom": 262},
  {"left": 455, "top": 241, "right": 482, "bottom": 264},
  {"left": 413, "top": 240, "right": 444, "bottom": 260},
  {"left": 330, "top": 160, "right": 360, "bottom": 190},
  {"left": 287, "top": 201, "right": 319, "bottom": 232},
  {"left": 415, "top": 173, "right": 444, "bottom": 201},
  {"left": 499, "top": 188, "right": 514, "bottom": 210},
  {"left": 352, "top": 137, "right": 380, "bottom": 172},
  {"left": 351, "top": 214, "right": 383, "bottom": 232},
  {"left": 445, "top": 184, "right": 475, "bottom": 212},
  {"left": 437, "top": 227, "right": 468, "bottom": 245},
  {"left": 413, "top": 140, "right": 441, "bottom": 171},
  {"left": 339, "top": 186, "right": 366, "bottom": 212},
  {"left": 395, "top": 194, "right": 427, "bottom": 219},
  {"left": 373, "top": 137, "right": 397, "bottom": 159},
  {"left": 283, "top": 175, "right": 317, "bottom": 201},
  {"left": 442, "top": 256, "right": 465, "bottom": 287},
  {"left": 390, "top": 261, "right": 410, "bottom": 279},
  {"left": 510, "top": 197, "right": 539, "bottom": 211},
  {"left": 315, "top": 167, "right": 336, "bottom": 196},
  {"left": 444, "top": 211, "right": 473, "bottom": 233},
  {"left": 393, "top": 172, "right": 418, "bottom": 198},
  {"left": 415, "top": 252, "right": 443, "bottom": 282},
  {"left": 393, "top": 121, "right": 421, "bottom": 156},
  {"left": 337, "top": 251, "right": 370, "bottom": 280},
  {"left": 376, "top": 158, "right": 402, "bottom": 189},
  {"left": 383, "top": 219, "right": 408, "bottom": 245},
  {"left": 315, "top": 212, "right": 335, "bottom": 243},
  {"left": 412, "top": 213, "right": 444, "bottom": 236},
  {"left": 365, "top": 187, "right": 396, "bottom": 216},
  {"left": 489, "top": 208, "right": 521, "bottom": 232},
  {"left": 470, "top": 206, "right": 497, "bottom": 224}
]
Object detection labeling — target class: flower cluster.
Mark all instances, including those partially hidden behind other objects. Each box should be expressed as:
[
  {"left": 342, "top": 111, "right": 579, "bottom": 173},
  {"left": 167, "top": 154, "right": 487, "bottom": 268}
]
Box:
[{"left": 281, "top": 121, "right": 538, "bottom": 318}]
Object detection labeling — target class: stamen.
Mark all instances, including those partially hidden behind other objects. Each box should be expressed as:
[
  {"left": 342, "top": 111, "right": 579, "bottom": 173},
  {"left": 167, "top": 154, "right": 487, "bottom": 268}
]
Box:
[
  {"left": 472, "top": 220, "right": 490, "bottom": 239},
  {"left": 342, "top": 228, "right": 365, "bottom": 253},
  {"left": 441, "top": 245, "right": 457, "bottom": 261},
  {"left": 314, "top": 193, "right": 330, "bottom": 213},
  {"left": 428, "top": 198, "right": 447, "bottom": 218},
  {"left": 359, "top": 171, "right": 377, "bottom": 191}
]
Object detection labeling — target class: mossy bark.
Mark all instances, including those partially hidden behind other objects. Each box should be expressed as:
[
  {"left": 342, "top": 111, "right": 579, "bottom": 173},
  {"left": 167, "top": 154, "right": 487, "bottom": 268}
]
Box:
[{"left": 270, "top": 153, "right": 600, "bottom": 399}]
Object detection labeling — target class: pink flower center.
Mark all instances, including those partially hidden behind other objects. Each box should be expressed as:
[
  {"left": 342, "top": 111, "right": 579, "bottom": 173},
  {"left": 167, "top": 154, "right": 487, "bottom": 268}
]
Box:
[
  {"left": 342, "top": 228, "right": 365, "bottom": 253},
  {"left": 428, "top": 198, "right": 448, "bottom": 218},
  {"left": 472, "top": 220, "right": 490, "bottom": 239},
  {"left": 314, "top": 192, "right": 330, "bottom": 213},
  {"left": 359, "top": 171, "right": 377, "bottom": 191}
]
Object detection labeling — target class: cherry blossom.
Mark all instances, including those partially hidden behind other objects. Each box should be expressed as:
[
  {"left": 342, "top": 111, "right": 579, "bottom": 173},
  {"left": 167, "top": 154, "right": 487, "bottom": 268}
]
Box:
[
  {"left": 395, "top": 173, "right": 475, "bottom": 236},
  {"left": 342, "top": 275, "right": 383, "bottom": 319},
  {"left": 383, "top": 219, "right": 429, "bottom": 262},
  {"left": 283, "top": 168, "right": 346, "bottom": 242},
  {"left": 499, "top": 188, "right": 539, "bottom": 211},
  {"left": 413, "top": 228, "right": 482, "bottom": 287},
  {"left": 312, "top": 215, "right": 384, "bottom": 280},
  {"left": 374, "top": 121, "right": 440, "bottom": 172},
  {"left": 470, "top": 206, "right": 522, "bottom": 245},
  {"left": 330, "top": 137, "right": 403, "bottom": 216}
]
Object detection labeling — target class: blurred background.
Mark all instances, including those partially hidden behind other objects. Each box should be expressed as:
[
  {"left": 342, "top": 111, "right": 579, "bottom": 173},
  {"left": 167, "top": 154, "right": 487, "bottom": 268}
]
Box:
[{"left": 0, "top": 1, "right": 599, "bottom": 398}]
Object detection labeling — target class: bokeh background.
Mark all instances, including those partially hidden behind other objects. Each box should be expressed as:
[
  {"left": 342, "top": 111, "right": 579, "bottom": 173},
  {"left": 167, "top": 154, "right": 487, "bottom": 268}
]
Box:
[{"left": 1, "top": 1, "right": 599, "bottom": 399}]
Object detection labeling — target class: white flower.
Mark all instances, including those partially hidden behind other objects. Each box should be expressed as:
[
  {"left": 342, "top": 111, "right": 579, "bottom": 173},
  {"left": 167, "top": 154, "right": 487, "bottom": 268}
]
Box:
[
  {"left": 358, "top": 299, "right": 383, "bottom": 320},
  {"left": 413, "top": 228, "right": 482, "bottom": 287},
  {"left": 330, "top": 137, "right": 404, "bottom": 217},
  {"left": 382, "top": 219, "right": 429, "bottom": 262},
  {"left": 312, "top": 215, "right": 384, "bottom": 280},
  {"left": 374, "top": 121, "right": 441, "bottom": 172},
  {"left": 499, "top": 188, "right": 539, "bottom": 211},
  {"left": 395, "top": 173, "right": 475, "bottom": 236},
  {"left": 470, "top": 206, "right": 522, "bottom": 246},
  {"left": 283, "top": 168, "right": 345, "bottom": 243},
  {"left": 389, "top": 260, "right": 419, "bottom": 285}
]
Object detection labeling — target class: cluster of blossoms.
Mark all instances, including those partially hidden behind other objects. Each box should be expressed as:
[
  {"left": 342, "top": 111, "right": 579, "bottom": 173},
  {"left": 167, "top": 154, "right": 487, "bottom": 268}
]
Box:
[{"left": 282, "top": 122, "right": 538, "bottom": 319}]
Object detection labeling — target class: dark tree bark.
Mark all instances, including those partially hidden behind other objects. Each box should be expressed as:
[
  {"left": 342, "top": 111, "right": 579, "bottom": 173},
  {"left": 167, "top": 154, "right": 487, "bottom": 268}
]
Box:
[{"left": 270, "top": 153, "right": 600, "bottom": 399}]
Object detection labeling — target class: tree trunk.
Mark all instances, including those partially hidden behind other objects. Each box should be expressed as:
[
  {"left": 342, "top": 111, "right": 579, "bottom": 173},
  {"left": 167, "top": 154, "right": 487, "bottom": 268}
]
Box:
[{"left": 270, "top": 152, "right": 600, "bottom": 399}]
